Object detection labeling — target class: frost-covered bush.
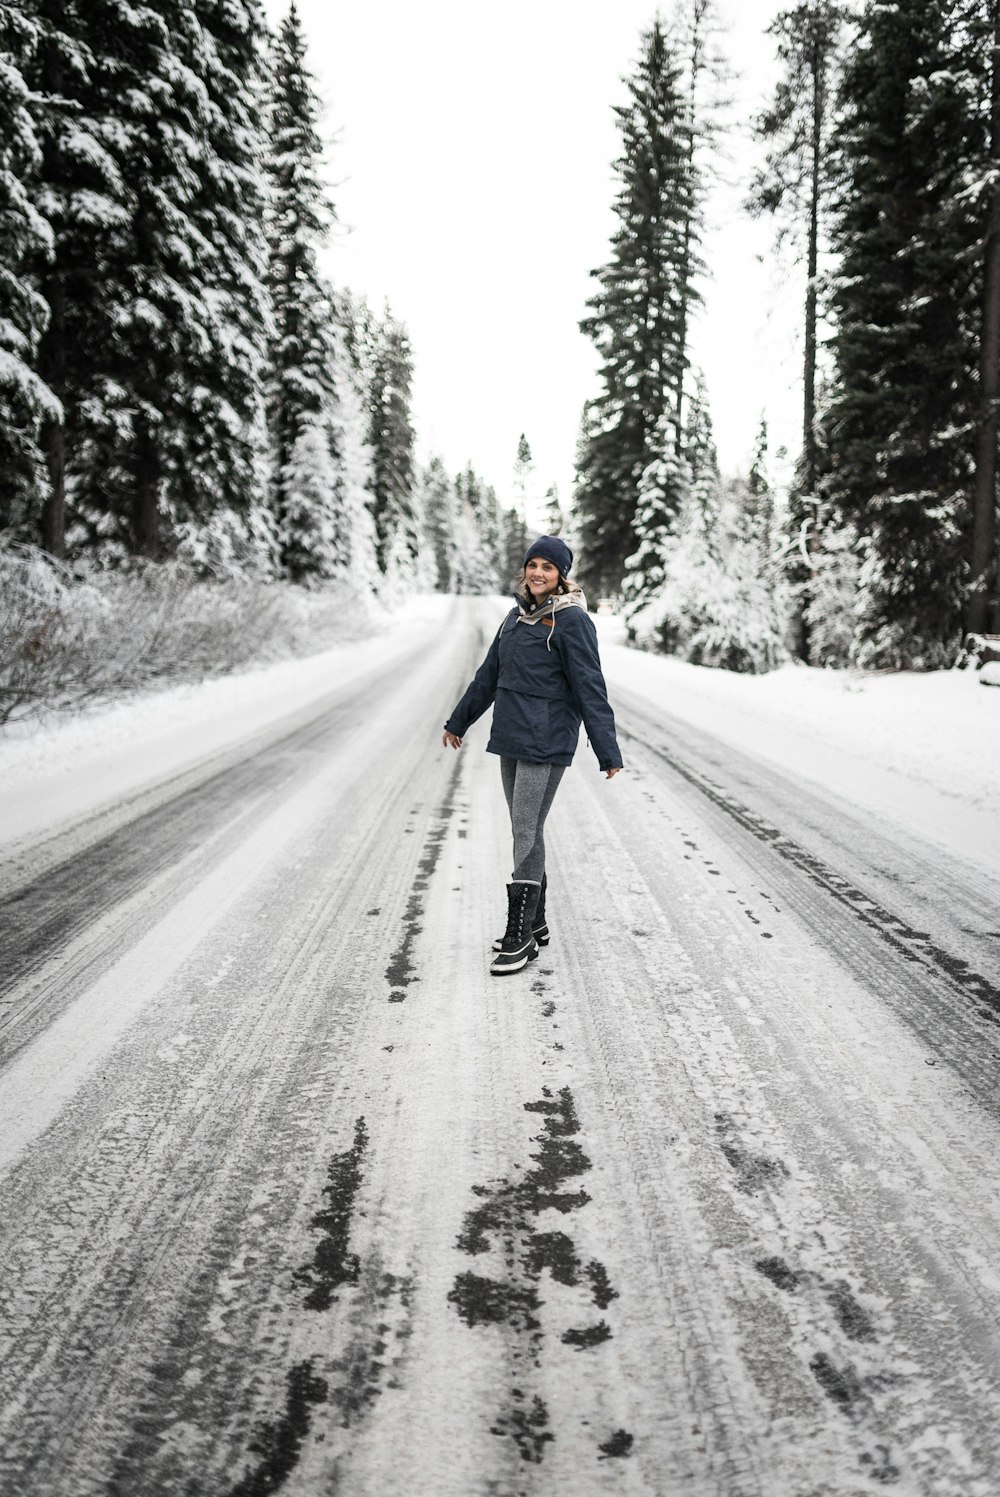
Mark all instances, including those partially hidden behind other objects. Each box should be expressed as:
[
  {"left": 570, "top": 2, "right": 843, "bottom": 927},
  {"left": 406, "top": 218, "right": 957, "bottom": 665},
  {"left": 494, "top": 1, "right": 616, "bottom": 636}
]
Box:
[
  {"left": 0, "top": 542, "right": 374, "bottom": 723},
  {"left": 626, "top": 475, "right": 790, "bottom": 675},
  {"left": 801, "top": 519, "right": 861, "bottom": 667},
  {"left": 0, "top": 545, "right": 112, "bottom": 720}
]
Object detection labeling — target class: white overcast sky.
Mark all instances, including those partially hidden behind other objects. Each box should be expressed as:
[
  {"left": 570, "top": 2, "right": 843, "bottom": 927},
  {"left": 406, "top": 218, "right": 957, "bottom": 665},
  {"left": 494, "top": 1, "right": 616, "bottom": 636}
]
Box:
[{"left": 264, "top": 0, "right": 802, "bottom": 524}]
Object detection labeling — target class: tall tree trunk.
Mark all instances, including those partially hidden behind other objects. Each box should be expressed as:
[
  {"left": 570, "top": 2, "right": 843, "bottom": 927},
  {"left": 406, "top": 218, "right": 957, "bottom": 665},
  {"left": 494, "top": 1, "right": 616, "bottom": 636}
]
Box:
[
  {"left": 37, "top": 45, "right": 66, "bottom": 559},
  {"left": 803, "top": 46, "right": 821, "bottom": 499},
  {"left": 793, "top": 31, "right": 825, "bottom": 663},
  {"left": 40, "top": 419, "right": 65, "bottom": 557},
  {"left": 968, "top": 9, "right": 1000, "bottom": 635},
  {"left": 674, "top": 0, "right": 706, "bottom": 454},
  {"left": 133, "top": 421, "right": 160, "bottom": 557}
]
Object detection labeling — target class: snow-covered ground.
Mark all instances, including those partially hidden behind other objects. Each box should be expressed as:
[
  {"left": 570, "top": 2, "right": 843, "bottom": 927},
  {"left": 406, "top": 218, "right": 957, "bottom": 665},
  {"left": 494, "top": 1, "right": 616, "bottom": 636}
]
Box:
[
  {"left": 595, "top": 615, "right": 1000, "bottom": 878},
  {"left": 3, "top": 596, "right": 1000, "bottom": 1496},
  {"left": 0, "top": 593, "right": 452, "bottom": 850},
  {"left": 2, "top": 592, "right": 995, "bottom": 879}
]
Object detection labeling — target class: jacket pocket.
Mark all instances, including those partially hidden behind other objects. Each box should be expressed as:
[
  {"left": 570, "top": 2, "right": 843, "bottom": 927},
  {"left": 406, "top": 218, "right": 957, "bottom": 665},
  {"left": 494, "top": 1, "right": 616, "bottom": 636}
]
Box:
[
  {"left": 493, "top": 688, "right": 550, "bottom": 759},
  {"left": 546, "top": 696, "right": 581, "bottom": 758}
]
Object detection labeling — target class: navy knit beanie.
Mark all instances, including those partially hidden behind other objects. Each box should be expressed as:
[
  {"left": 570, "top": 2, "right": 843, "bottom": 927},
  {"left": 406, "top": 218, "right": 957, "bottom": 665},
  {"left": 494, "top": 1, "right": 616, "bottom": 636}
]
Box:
[{"left": 523, "top": 535, "right": 572, "bottom": 576}]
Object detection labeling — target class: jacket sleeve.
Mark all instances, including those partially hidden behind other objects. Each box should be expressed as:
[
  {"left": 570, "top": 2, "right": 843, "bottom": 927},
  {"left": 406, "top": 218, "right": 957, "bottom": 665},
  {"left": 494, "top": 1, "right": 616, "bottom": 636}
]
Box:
[
  {"left": 554, "top": 610, "right": 624, "bottom": 771},
  {"left": 443, "top": 614, "right": 509, "bottom": 735}
]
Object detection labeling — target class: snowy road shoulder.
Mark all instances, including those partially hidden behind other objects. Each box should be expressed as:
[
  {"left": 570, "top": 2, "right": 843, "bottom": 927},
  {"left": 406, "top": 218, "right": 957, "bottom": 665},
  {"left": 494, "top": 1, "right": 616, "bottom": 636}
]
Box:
[
  {"left": 596, "top": 615, "right": 1000, "bottom": 880},
  {"left": 0, "top": 593, "right": 453, "bottom": 855}
]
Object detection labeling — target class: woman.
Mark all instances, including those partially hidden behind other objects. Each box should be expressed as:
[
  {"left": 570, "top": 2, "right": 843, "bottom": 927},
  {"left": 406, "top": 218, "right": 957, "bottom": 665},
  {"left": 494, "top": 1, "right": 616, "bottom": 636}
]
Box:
[{"left": 442, "top": 536, "right": 623, "bottom": 976}]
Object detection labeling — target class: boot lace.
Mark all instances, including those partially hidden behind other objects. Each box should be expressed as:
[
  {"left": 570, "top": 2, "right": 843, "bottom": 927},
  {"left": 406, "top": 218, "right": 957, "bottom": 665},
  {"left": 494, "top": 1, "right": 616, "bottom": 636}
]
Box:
[{"left": 504, "top": 885, "right": 529, "bottom": 943}]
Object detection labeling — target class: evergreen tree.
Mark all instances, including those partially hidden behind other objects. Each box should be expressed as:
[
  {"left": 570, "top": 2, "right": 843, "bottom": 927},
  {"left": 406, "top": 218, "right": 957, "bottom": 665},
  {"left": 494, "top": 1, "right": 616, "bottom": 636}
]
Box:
[
  {"left": 965, "top": 0, "right": 1000, "bottom": 632},
  {"left": 512, "top": 432, "right": 534, "bottom": 527},
  {"left": 0, "top": 4, "right": 58, "bottom": 533},
  {"left": 748, "top": 2, "right": 845, "bottom": 498},
  {"left": 451, "top": 463, "right": 494, "bottom": 591},
  {"left": 745, "top": 416, "right": 775, "bottom": 564},
  {"left": 266, "top": 0, "right": 338, "bottom": 578},
  {"left": 621, "top": 413, "right": 691, "bottom": 645},
  {"left": 674, "top": 0, "right": 727, "bottom": 439},
  {"left": 575, "top": 19, "right": 701, "bottom": 598},
  {"left": 418, "top": 454, "right": 457, "bottom": 590},
  {"left": 369, "top": 307, "right": 417, "bottom": 579},
  {"left": 500, "top": 502, "right": 529, "bottom": 584},
  {"left": 28, "top": 0, "right": 270, "bottom": 560},
  {"left": 327, "top": 319, "right": 379, "bottom": 593},
  {"left": 179, "top": 0, "right": 270, "bottom": 537},
  {"left": 748, "top": 1, "right": 846, "bottom": 658},
  {"left": 28, "top": 0, "right": 128, "bottom": 556},
  {"left": 543, "top": 483, "right": 565, "bottom": 535},
  {"left": 823, "top": 0, "right": 981, "bottom": 667}
]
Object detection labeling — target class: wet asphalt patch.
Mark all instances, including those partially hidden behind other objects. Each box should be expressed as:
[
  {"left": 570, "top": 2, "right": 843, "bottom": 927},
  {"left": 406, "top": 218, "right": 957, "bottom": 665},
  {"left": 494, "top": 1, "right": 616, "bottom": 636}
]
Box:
[
  {"left": 448, "top": 1085, "right": 628, "bottom": 1466},
  {"left": 294, "top": 1117, "right": 368, "bottom": 1311},
  {"left": 227, "top": 1359, "right": 328, "bottom": 1497},
  {"left": 384, "top": 754, "right": 463, "bottom": 1002}
]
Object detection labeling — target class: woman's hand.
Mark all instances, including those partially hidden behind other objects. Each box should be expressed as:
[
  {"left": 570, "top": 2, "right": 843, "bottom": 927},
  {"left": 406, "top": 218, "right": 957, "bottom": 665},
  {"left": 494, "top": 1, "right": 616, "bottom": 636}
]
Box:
[
  {"left": 605, "top": 767, "right": 621, "bottom": 779},
  {"left": 442, "top": 731, "right": 463, "bottom": 750}
]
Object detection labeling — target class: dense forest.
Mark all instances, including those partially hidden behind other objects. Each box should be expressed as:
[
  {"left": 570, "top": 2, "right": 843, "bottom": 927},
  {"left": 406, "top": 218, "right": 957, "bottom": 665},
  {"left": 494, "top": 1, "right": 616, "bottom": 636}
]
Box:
[
  {"left": 0, "top": 0, "right": 526, "bottom": 599},
  {"left": 2, "top": 0, "right": 999, "bottom": 682},
  {"left": 577, "top": 0, "right": 1000, "bottom": 670}
]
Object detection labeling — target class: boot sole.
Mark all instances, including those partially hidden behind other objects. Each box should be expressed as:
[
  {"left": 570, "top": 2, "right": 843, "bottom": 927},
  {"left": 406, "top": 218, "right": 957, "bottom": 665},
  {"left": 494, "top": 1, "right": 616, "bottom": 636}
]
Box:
[
  {"left": 491, "top": 931, "right": 549, "bottom": 952},
  {"left": 489, "top": 945, "right": 539, "bottom": 975}
]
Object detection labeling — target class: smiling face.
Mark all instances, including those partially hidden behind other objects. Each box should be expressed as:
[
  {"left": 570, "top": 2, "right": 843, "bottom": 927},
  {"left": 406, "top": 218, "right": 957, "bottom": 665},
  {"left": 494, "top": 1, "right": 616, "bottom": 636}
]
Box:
[{"left": 524, "top": 557, "right": 561, "bottom": 602}]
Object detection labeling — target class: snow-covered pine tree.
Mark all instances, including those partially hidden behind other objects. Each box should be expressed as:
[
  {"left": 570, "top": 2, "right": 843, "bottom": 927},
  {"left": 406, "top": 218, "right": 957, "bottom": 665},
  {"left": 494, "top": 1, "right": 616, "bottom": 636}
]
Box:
[
  {"left": 746, "top": 416, "right": 775, "bottom": 567},
  {"left": 327, "top": 317, "right": 379, "bottom": 594},
  {"left": 575, "top": 18, "right": 701, "bottom": 599},
  {"left": 0, "top": 4, "right": 58, "bottom": 534},
  {"left": 747, "top": 1, "right": 847, "bottom": 659},
  {"left": 961, "top": 0, "right": 1000, "bottom": 633},
  {"left": 499, "top": 502, "right": 529, "bottom": 586},
  {"left": 543, "top": 484, "right": 565, "bottom": 536},
  {"left": 29, "top": 0, "right": 271, "bottom": 561},
  {"left": 177, "top": 0, "right": 270, "bottom": 540},
  {"left": 419, "top": 454, "right": 457, "bottom": 591},
  {"left": 265, "top": 0, "right": 343, "bottom": 579},
  {"left": 621, "top": 412, "right": 690, "bottom": 647},
  {"left": 801, "top": 508, "right": 860, "bottom": 666},
  {"left": 369, "top": 308, "right": 418, "bottom": 582},
  {"left": 27, "top": 0, "right": 128, "bottom": 556},
  {"left": 512, "top": 433, "right": 534, "bottom": 529},
  {"left": 452, "top": 463, "right": 501, "bottom": 590},
  {"left": 823, "top": 0, "right": 980, "bottom": 667}
]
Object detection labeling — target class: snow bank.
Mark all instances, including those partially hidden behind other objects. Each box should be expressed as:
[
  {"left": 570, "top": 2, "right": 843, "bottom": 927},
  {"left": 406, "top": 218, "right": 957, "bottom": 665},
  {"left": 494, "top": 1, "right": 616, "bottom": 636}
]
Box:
[
  {"left": 598, "top": 617, "right": 1000, "bottom": 876},
  {"left": 0, "top": 594, "right": 451, "bottom": 851}
]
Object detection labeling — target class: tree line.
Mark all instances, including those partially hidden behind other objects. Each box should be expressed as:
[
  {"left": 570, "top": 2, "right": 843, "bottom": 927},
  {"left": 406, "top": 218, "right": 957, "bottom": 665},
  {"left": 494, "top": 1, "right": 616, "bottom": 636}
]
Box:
[
  {"left": 0, "top": 0, "right": 527, "bottom": 593},
  {"left": 575, "top": 0, "right": 1000, "bottom": 670}
]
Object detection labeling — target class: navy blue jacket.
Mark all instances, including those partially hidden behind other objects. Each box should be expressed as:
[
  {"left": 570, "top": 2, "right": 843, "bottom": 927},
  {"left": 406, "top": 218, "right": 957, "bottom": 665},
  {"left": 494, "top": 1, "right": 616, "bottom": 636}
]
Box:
[{"left": 445, "top": 603, "right": 623, "bottom": 770}]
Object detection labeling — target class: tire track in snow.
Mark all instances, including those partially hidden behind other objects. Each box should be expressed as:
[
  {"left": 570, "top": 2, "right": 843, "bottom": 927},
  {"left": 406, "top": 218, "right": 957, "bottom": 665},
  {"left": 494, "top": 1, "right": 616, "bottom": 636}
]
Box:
[
  {"left": 618, "top": 714, "right": 1000, "bottom": 1021},
  {"left": 544, "top": 747, "right": 1000, "bottom": 1493},
  {"left": 384, "top": 754, "right": 465, "bottom": 1003},
  {"left": 0, "top": 623, "right": 481, "bottom": 1497},
  {"left": 0, "top": 644, "right": 445, "bottom": 1066}
]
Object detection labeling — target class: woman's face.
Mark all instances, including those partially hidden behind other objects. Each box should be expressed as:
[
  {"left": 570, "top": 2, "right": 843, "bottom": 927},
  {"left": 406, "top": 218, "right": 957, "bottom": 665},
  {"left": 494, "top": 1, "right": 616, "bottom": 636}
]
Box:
[{"left": 525, "top": 557, "right": 560, "bottom": 601}]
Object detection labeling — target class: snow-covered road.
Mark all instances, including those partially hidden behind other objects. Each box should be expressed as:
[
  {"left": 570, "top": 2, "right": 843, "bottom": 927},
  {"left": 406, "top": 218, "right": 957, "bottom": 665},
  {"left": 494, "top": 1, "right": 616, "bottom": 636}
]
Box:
[{"left": 2, "top": 598, "right": 999, "bottom": 1497}]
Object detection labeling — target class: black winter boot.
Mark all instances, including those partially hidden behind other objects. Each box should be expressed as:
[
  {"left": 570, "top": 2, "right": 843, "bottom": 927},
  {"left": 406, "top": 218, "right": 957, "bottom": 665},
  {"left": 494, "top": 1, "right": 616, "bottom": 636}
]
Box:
[
  {"left": 493, "top": 872, "right": 548, "bottom": 951},
  {"left": 490, "top": 882, "right": 540, "bottom": 975}
]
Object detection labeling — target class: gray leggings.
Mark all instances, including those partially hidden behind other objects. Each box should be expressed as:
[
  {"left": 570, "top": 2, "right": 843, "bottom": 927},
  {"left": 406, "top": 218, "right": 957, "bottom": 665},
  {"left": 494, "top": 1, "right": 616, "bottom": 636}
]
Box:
[{"left": 499, "top": 758, "right": 566, "bottom": 884}]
